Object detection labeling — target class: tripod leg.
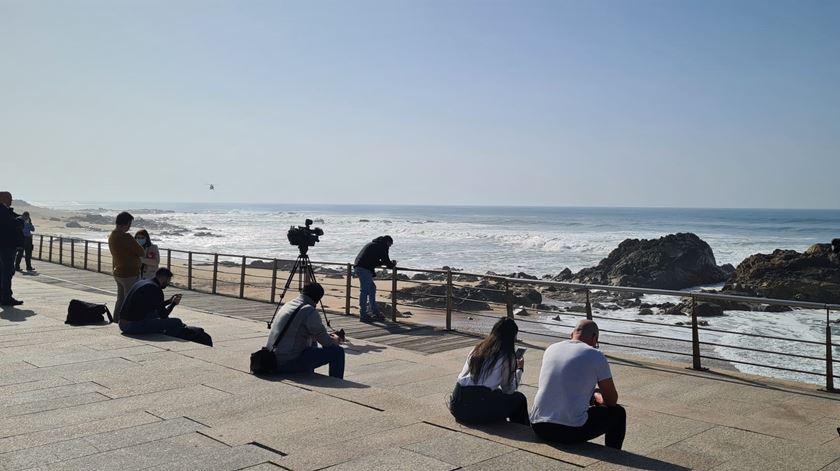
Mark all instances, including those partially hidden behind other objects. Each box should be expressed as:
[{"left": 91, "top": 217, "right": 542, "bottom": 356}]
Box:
[
  {"left": 302, "top": 258, "right": 333, "bottom": 329},
  {"left": 267, "top": 256, "right": 303, "bottom": 329}
]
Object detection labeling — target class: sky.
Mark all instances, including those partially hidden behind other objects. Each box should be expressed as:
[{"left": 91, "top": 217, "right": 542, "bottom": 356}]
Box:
[{"left": 1, "top": 0, "right": 839, "bottom": 208}]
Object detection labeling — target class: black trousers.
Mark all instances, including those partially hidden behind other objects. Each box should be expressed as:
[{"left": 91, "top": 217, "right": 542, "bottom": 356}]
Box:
[
  {"left": 0, "top": 248, "right": 16, "bottom": 302},
  {"left": 532, "top": 405, "right": 626, "bottom": 449},
  {"left": 449, "top": 384, "right": 530, "bottom": 425},
  {"left": 15, "top": 237, "right": 33, "bottom": 270}
]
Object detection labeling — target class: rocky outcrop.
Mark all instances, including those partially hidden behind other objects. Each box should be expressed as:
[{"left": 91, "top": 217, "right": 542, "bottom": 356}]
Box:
[
  {"left": 722, "top": 243, "right": 840, "bottom": 304},
  {"left": 396, "top": 280, "right": 542, "bottom": 311},
  {"left": 570, "top": 233, "right": 731, "bottom": 290}
]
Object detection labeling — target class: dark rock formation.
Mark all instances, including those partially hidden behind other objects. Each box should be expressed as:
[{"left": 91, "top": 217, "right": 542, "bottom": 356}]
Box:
[
  {"left": 397, "top": 280, "right": 541, "bottom": 312},
  {"left": 570, "top": 233, "right": 731, "bottom": 290},
  {"left": 723, "top": 243, "right": 840, "bottom": 304},
  {"left": 65, "top": 221, "right": 82, "bottom": 228}
]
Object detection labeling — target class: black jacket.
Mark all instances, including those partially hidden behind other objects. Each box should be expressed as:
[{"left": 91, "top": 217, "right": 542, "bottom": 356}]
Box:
[
  {"left": 354, "top": 237, "right": 394, "bottom": 275},
  {"left": 0, "top": 205, "right": 23, "bottom": 249},
  {"left": 121, "top": 279, "right": 170, "bottom": 322}
]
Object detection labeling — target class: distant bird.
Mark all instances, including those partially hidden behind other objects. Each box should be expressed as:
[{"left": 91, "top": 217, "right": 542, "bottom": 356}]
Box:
[{"left": 208, "top": 184, "right": 215, "bottom": 190}]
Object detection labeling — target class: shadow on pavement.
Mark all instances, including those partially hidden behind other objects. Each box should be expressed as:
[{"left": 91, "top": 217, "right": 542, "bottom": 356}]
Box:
[
  {"left": 461, "top": 422, "right": 690, "bottom": 471},
  {"left": 343, "top": 343, "right": 387, "bottom": 356},
  {"left": 257, "top": 372, "right": 370, "bottom": 389},
  {"left": 0, "top": 307, "right": 36, "bottom": 322}
]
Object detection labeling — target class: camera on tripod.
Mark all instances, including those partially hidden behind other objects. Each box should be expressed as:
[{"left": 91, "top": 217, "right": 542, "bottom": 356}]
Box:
[{"left": 287, "top": 219, "right": 324, "bottom": 250}]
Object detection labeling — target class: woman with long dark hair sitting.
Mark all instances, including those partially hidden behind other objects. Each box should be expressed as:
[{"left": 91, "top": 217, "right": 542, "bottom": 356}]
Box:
[{"left": 449, "top": 317, "right": 529, "bottom": 425}]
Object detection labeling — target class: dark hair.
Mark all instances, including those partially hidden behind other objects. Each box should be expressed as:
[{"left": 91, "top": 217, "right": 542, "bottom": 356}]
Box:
[
  {"left": 468, "top": 317, "right": 518, "bottom": 384},
  {"left": 832, "top": 238, "right": 840, "bottom": 254},
  {"left": 135, "top": 229, "right": 152, "bottom": 248},
  {"left": 383, "top": 235, "right": 393, "bottom": 245},
  {"left": 155, "top": 267, "right": 173, "bottom": 278},
  {"left": 115, "top": 211, "right": 134, "bottom": 226},
  {"left": 302, "top": 283, "right": 324, "bottom": 303}
]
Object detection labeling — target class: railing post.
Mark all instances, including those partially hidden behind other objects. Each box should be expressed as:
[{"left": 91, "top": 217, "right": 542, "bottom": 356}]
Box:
[
  {"left": 48, "top": 236, "right": 53, "bottom": 262},
  {"left": 97, "top": 242, "right": 102, "bottom": 273},
  {"left": 446, "top": 269, "right": 453, "bottom": 331},
  {"left": 239, "top": 256, "right": 246, "bottom": 299},
  {"left": 70, "top": 239, "right": 75, "bottom": 267},
  {"left": 83, "top": 241, "right": 89, "bottom": 270},
  {"left": 825, "top": 306, "right": 835, "bottom": 392},
  {"left": 58, "top": 237, "right": 63, "bottom": 265},
  {"left": 690, "top": 296, "right": 705, "bottom": 370},
  {"left": 585, "top": 290, "right": 593, "bottom": 320},
  {"left": 187, "top": 252, "right": 193, "bottom": 290},
  {"left": 166, "top": 249, "right": 171, "bottom": 270},
  {"left": 270, "top": 259, "right": 279, "bottom": 304},
  {"left": 391, "top": 265, "right": 398, "bottom": 322},
  {"left": 38, "top": 235, "right": 44, "bottom": 260},
  {"left": 505, "top": 280, "right": 513, "bottom": 318},
  {"left": 345, "top": 263, "right": 352, "bottom": 315},
  {"left": 211, "top": 254, "right": 219, "bottom": 294}
]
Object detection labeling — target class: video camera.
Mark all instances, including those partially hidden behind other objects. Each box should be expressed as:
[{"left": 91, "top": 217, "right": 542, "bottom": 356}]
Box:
[{"left": 287, "top": 219, "right": 324, "bottom": 249}]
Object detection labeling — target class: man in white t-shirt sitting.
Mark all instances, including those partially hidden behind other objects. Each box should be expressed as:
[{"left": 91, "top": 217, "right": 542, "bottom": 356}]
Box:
[{"left": 530, "top": 319, "right": 626, "bottom": 449}]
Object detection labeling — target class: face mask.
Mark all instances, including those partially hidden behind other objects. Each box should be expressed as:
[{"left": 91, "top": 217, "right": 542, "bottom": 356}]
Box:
[{"left": 136, "top": 238, "right": 147, "bottom": 246}]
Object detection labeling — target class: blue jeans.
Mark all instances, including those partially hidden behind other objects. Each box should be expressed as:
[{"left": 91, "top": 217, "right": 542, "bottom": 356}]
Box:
[
  {"left": 119, "top": 312, "right": 186, "bottom": 337},
  {"left": 276, "top": 344, "right": 345, "bottom": 379},
  {"left": 355, "top": 267, "right": 378, "bottom": 317}
]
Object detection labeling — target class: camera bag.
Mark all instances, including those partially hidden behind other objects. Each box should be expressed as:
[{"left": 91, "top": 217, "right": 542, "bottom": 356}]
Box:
[
  {"left": 65, "top": 299, "right": 113, "bottom": 325},
  {"left": 251, "top": 304, "right": 304, "bottom": 375}
]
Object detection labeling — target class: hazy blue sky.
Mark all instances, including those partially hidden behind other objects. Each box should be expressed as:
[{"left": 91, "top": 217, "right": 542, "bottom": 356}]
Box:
[{"left": 2, "top": 0, "right": 839, "bottom": 208}]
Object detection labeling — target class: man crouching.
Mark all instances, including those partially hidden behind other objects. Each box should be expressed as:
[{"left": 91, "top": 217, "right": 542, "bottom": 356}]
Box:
[{"left": 267, "top": 283, "right": 345, "bottom": 379}]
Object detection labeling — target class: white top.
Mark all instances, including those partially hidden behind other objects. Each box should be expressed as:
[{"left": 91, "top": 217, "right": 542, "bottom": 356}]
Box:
[
  {"left": 140, "top": 244, "right": 160, "bottom": 280},
  {"left": 529, "top": 340, "right": 613, "bottom": 427},
  {"left": 456, "top": 349, "right": 523, "bottom": 394}
]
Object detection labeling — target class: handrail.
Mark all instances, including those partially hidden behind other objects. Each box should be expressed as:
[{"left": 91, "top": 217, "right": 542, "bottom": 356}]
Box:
[{"left": 35, "top": 232, "right": 838, "bottom": 391}]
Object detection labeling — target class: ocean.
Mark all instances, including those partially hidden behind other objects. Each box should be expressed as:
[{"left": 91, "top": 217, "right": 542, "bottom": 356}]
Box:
[
  {"left": 34, "top": 202, "right": 840, "bottom": 277},
  {"left": 36, "top": 201, "right": 840, "bottom": 385}
]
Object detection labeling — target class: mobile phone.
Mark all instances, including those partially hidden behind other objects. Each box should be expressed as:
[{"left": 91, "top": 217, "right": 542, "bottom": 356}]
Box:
[{"left": 515, "top": 347, "right": 527, "bottom": 359}]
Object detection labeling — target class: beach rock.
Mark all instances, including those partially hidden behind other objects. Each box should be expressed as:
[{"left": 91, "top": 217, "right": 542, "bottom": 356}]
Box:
[
  {"left": 552, "top": 268, "right": 574, "bottom": 281},
  {"left": 723, "top": 243, "right": 840, "bottom": 304},
  {"left": 396, "top": 284, "right": 491, "bottom": 311},
  {"left": 760, "top": 304, "right": 794, "bottom": 313},
  {"left": 65, "top": 221, "right": 82, "bottom": 228},
  {"left": 565, "top": 305, "right": 588, "bottom": 313},
  {"left": 638, "top": 307, "right": 654, "bottom": 315},
  {"left": 49, "top": 217, "right": 61, "bottom": 221},
  {"left": 194, "top": 231, "right": 223, "bottom": 238},
  {"left": 694, "top": 302, "right": 724, "bottom": 317},
  {"left": 513, "top": 307, "right": 529, "bottom": 317},
  {"left": 552, "top": 315, "right": 563, "bottom": 321},
  {"left": 411, "top": 273, "right": 429, "bottom": 281},
  {"left": 570, "top": 233, "right": 731, "bottom": 290}
]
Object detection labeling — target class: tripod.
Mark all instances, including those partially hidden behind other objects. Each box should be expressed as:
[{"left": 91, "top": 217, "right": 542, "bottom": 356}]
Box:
[{"left": 267, "top": 245, "right": 333, "bottom": 331}]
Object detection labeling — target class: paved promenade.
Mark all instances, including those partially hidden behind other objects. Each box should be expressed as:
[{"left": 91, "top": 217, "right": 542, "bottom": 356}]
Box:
[{"left": 1, "top": 265, "right": 839, "bottom": 470}]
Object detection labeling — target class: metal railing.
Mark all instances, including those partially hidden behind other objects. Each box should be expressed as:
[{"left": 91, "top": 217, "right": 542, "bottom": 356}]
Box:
[{"left": 34, "top": 233, "right": 839, "bottom": 392}]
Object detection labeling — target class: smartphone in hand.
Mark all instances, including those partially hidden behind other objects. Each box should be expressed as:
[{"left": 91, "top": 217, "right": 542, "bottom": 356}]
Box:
[{"left": 515, "top": 347, "right": 527, "bottom": 359}]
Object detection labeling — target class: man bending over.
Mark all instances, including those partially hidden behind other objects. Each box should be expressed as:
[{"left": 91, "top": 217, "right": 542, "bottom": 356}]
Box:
[{"left": 530, "top": 319, "right": 626, "bottom": 449}]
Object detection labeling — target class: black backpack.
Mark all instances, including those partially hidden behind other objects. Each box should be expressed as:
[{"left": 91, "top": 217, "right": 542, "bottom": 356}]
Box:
[
  {"left": 251, "top": 304, "right": 304, "bottom": 375},
  {"left": 65, "top": 299, "right": 113, "bottom": 325}
]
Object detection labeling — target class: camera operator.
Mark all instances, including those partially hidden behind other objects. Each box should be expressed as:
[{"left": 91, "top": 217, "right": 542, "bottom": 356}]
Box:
[
  {"left": 353, "top": 235, "right": 396, "bottom": 322},
  {"left": 267, "top": 283, "right": 345, "bottom": 378}
]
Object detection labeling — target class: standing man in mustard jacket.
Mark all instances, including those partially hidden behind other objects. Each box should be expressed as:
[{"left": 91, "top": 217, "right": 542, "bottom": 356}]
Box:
[{"left": 108, "top": 211, "right": 144, "bottom": 321}]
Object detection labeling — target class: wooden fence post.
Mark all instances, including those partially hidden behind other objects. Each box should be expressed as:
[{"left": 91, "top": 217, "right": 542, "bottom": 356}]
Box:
[
  {"left": 211, "top": 254, "right": 219, "bottom": 294},
  {"left": 345, "top": 264, "right": 352, "bottom": 315},
  {"left": 239, "top": 256, "right": 247, "bottom": 298},
  {"left": 270, "top": 259, "right": 279, "bottom": 304}
]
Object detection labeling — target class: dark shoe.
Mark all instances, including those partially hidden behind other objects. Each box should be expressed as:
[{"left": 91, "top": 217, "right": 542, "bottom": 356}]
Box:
[
  {"left": 359, "top": 316, "right": 374, "bottom": 323},
  {"left": 1, "top": 298, "right": 23, "bottom": 306},
  {"left": 371, "top": 313, "right": 386, "bottom": 322}
]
